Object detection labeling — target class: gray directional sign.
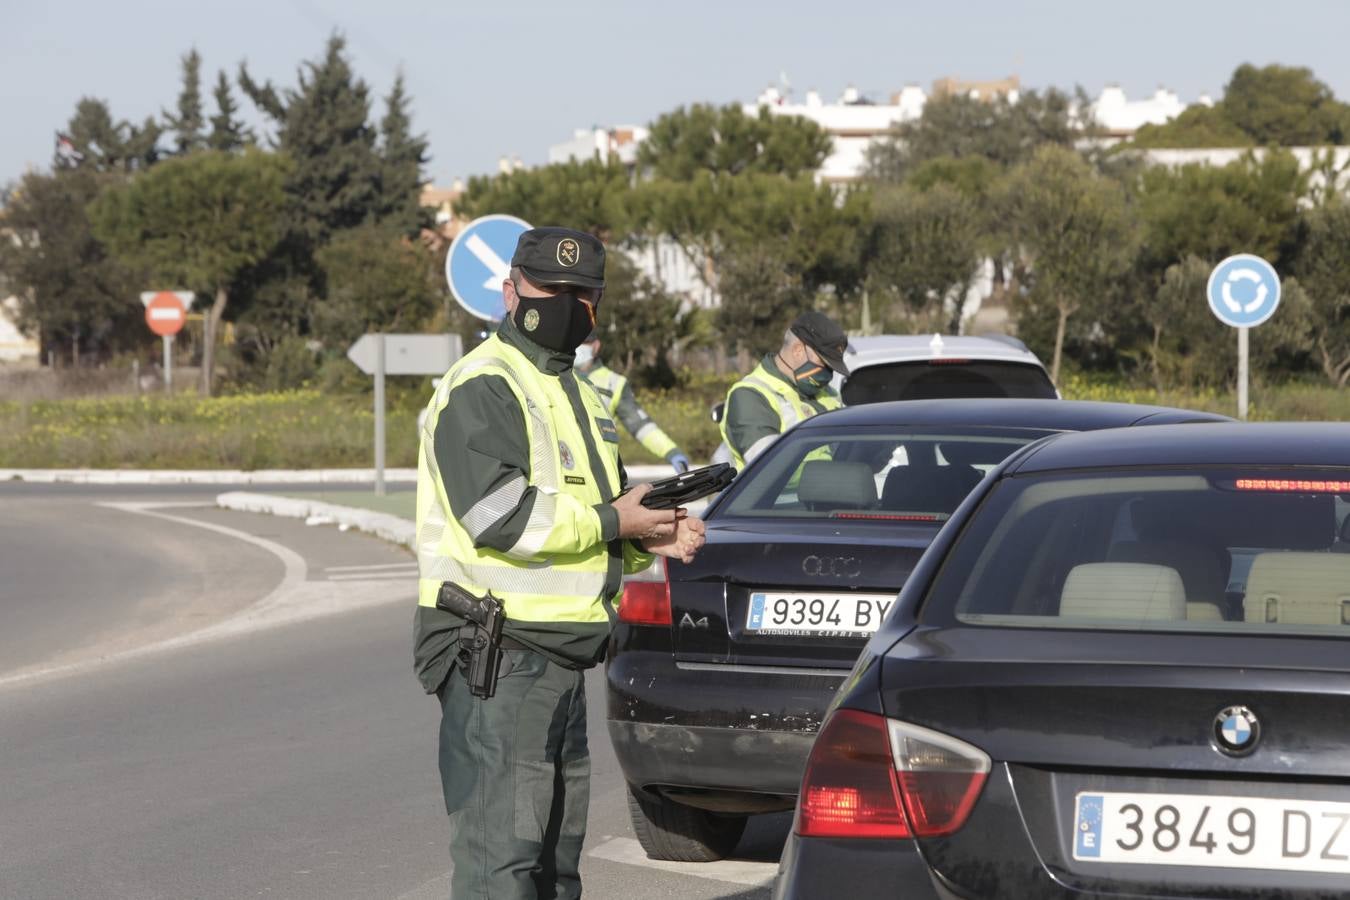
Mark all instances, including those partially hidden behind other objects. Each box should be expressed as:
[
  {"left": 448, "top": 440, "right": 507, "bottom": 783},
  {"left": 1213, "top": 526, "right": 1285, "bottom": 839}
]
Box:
[
  {"left": 347, "top": 333, "right": 464, "bottom": 495},
  {"left": 346, "top": 333, "right": 462, "bottom": 376}
]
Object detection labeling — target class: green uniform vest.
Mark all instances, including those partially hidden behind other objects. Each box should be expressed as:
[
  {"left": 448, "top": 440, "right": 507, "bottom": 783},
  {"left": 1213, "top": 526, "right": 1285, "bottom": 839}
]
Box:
[
  {"left": 586, "top": 363, "right": 679, "bottom": 460},
  {"left": 417, "top": 335, "right": 623, "bottom": 625},
  {"left": 720, "top": 360, "right": 842, "bottom": 469}
]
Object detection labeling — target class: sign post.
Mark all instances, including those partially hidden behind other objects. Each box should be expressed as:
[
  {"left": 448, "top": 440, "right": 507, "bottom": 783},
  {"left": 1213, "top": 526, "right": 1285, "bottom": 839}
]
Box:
[
  {"left": 142, "top": 291, "right": 190, "bottom": 392},
  {"left": 445, "top": 214, "right": 531, "bottom": 322},
  {"left": 347, "top": 333, "right": 464, "bottom": 495},
  {"left": 1206, "top": 255, "right": 1281, "bottom": 421}
]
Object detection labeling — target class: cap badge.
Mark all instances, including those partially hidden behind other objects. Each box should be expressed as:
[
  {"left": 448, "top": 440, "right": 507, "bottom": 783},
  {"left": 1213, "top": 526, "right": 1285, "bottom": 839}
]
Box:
[
  {"left": 523, "top": 308, "right": 540, "bottom": 332},
  {"left": 558, "top": 440, "right": 575, "bottom": 470},
  {"left": 557, "top": 238, "right": 580, "bottom": 268}
]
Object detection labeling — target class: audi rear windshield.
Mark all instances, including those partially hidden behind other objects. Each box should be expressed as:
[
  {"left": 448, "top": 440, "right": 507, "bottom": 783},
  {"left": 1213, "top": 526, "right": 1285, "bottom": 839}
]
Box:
[
  {"left": 842, "top": 361, "right": 1057, "bottom": 405},
  {"left": 719, "top": 428, "right": 1040, "bottom": 522},
  {"left": 924, "top": 468, "right": 1350, "bottom": 637}
]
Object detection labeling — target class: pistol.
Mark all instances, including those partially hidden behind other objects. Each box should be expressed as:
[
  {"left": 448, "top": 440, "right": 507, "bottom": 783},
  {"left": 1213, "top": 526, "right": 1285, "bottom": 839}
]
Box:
[{"left": 437, "top": 583, "right": 506, "bottom": 699}]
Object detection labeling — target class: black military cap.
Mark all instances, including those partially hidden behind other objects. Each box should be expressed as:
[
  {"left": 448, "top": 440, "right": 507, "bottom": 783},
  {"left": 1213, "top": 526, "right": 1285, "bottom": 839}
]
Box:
[
  {"left": 790, "top": 310, "right": 850, "bottom": 375},
  {"left": 511, "top": 227, "right": 606, "bottom": 290}
]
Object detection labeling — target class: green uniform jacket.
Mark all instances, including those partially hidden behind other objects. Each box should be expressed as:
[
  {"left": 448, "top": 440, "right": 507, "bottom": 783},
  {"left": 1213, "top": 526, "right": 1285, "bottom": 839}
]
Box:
[
  {"left": 722, "top": 354, "right": 842, "bottom": 467},
  {"left": 413, "top": 318, "right": 649, "bottom": 693},
  {"left": 582, "top": 363, "right": 682, "bottom": 463}
]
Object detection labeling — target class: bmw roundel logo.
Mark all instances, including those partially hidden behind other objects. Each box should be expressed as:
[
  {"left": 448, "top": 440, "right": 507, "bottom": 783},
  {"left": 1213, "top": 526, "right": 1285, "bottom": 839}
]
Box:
[{"left": 1213, "top": 705, "right": 1261, "bottom": 756}]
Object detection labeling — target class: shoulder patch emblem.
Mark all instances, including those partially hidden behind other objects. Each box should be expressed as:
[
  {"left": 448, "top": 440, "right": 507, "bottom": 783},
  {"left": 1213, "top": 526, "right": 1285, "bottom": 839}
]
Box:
[{"left": 558, "top": 440, "right": 575, "bottom": 470}]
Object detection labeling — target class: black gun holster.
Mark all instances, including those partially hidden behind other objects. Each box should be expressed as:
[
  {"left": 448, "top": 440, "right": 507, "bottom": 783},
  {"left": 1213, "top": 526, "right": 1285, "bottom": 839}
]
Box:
[{"left": 436, "top": 582, "right": 506, "bottom": 699}]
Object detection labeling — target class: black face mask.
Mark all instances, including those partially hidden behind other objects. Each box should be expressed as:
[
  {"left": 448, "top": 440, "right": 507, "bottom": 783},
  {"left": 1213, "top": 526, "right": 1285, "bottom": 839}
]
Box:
[{"left": 512, "top": 290, "right": 595, "bottom": 354}]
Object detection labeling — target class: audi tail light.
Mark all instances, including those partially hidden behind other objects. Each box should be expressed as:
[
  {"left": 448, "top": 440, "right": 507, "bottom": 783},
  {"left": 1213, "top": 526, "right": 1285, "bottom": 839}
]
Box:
[
  {"left": 796, "top": 710, "right": 989, "bottom": 840},
  {"left": 618, "top": 557, "right": 671, "bottom": 626}
]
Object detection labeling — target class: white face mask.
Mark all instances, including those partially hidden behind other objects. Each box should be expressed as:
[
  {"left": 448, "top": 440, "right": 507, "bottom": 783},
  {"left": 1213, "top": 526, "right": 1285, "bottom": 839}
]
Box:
[{"left": 574, "top": 343, "right": 595, "bottom": 367}]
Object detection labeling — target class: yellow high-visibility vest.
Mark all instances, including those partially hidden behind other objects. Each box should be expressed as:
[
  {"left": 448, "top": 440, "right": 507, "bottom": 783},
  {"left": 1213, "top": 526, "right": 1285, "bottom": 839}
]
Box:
[
  {"left": 720, "top": 361, "right": 841, "bottom": 469},
  {"left": 416, "top": 335, "right": 631, "bottom": 623}
]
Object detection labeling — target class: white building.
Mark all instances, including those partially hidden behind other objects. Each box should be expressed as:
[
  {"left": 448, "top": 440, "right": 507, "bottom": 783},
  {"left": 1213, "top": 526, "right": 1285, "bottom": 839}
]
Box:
[
  {"left": 0, "top": 295, "right": 38, "bottom": 364},
  {"left": 547, "top": 126, "right": 649, "bottom": 168},
  {"left": 1086, "top": 85, "right": 1214, "bottom": 140},
  {"left": 749, "top": 84, "right": 927, "bottom": 183}
]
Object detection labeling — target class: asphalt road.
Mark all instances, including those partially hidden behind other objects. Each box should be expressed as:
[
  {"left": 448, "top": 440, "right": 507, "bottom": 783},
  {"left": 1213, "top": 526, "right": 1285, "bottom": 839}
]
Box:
[{"left": 0, "top": 484, "right": 784, "bottom": 899}]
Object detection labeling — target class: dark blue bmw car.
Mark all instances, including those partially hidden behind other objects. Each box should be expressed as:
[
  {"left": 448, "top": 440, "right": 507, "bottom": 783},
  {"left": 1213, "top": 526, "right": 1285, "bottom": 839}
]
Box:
[{"left": 777, "top": 422, "right": 1350, "bottom": 899}]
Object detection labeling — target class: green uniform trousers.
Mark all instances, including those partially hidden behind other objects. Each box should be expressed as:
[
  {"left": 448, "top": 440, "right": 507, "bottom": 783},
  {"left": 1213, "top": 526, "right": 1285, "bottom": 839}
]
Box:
[{"left": 437, "top": 647, "right": 590, "bottom": 900}]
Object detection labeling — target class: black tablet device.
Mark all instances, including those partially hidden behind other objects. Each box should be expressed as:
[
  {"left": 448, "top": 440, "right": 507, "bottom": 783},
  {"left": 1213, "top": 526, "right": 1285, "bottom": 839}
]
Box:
[{"left": 632, "top": 463, "right": 736, "bottom": 509}]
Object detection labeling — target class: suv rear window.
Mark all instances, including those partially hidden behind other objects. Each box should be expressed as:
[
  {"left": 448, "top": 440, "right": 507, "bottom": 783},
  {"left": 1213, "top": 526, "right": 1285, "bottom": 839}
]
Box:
[
  {"left": 925, "top": 468, "right": 1350, "bottom": 636},
  {"left": 719, "top": 428, "right": 1037, "bottom": 522},
  {"left": 842, "top": 361, "right": 1057, "bottom": 405}
]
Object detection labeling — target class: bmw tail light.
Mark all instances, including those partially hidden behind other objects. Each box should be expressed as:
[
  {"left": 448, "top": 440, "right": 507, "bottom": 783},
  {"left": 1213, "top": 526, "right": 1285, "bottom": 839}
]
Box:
[
  {"left": 618, "top": 557, "right": 671, "bottom": 626},
  {"left": 795, "top": 710, "right": 989, "bottom": 840},
  {"left": 796, "top": 709, "right": 910, "bottom": 838},
  {"left": 888, "top": 719, "right": 990, "bottom": 837}
]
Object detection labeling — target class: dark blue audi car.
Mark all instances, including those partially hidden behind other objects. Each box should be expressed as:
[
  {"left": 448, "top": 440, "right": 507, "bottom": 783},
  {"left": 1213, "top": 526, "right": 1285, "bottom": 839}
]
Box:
[
  {"left": 607, "top": 399, "right": 1228, "bottom": 862},
  {"left": 777, "top": 422, "right": 1350, "bottom": 899}
]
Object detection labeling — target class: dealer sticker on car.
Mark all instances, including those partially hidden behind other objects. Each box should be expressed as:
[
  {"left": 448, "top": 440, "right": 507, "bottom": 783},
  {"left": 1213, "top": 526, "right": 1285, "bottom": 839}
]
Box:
[{"left": 1074, "top": 791, "right": 1350, "bottom": 875}]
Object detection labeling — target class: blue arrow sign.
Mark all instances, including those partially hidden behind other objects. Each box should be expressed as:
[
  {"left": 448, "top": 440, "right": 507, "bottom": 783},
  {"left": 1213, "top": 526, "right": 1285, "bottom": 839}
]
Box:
[
  {"left": 445, "top": 214, "right": 532, "bottom": 322},
  {"left": 1207, "top": 254, "right": 1281, "bottom": 328}
]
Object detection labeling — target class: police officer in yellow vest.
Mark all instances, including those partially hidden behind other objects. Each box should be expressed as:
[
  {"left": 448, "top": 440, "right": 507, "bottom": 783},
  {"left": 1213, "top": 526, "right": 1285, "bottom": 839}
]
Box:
[
  {"left": 719, "top": 311, "right": 849, "bottom": 469},
  {"left": 414, "top": 227, "right": 706, "bottom": 900},
  {"left": 575, "top": 331, "right": 691, "bottom": 474}
]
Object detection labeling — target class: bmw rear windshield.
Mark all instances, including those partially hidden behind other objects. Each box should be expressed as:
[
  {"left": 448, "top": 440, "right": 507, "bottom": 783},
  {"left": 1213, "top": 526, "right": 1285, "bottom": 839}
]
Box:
[
  {"left": 718, "top": 427, "right": 1044, "bottom": 522},
  {"left": 842, "top": 360, "right": 1057, "bottom": 405},
  {"left": 923, "top": 468, "right": 1350, "bottom": 636}
]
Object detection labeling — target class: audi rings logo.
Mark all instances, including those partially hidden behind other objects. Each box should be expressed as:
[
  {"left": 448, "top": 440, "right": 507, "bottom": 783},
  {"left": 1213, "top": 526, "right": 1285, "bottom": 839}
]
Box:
[{"left": 802, "top": 554, "right": 862, "bottom": 579}]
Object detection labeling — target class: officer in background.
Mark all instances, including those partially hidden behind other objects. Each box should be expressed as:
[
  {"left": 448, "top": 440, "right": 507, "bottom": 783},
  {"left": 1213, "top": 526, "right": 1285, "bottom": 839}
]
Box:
[
  {"left": 720, "top": 310, "right": 849, "bottom": 469},
  {"left": 575, "top": 331, "right": 692, "bottom": 474},
  {"left": 414, "top": 226, "right": 706, "bottom": 899}
]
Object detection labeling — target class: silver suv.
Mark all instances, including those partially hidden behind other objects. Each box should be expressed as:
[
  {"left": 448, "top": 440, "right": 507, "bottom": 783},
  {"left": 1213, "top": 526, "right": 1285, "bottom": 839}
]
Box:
[{"left": 835, "top": 333, "right": 1057, "bottom": 404}]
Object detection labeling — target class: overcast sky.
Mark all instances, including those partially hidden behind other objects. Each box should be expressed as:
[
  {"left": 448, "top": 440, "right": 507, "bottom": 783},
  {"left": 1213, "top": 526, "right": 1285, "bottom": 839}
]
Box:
[{"left": 4, "top": 0, "right": 1348, "bottom": 187}]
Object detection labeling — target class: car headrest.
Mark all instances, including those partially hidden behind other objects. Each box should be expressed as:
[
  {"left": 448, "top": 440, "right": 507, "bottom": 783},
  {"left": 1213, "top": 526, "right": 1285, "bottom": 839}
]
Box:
[
  {"left": 1060, "top": 563, "right": 1186, "bottom": 621},
  {"left": 1243, "top": 552, "right": 1350, "bottom": 625},
  {"left": 797, "top": 460, "right": 877, "bottom": 510}
]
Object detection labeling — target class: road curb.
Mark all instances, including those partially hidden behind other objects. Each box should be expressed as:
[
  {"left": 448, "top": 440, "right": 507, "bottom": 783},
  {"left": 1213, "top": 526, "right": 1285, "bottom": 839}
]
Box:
[
  {"left": 217, "top": 491, "right": 416, "bottom": 549},
  {"left": 1, "top": 468, "right": 418, "bottom": 485}
]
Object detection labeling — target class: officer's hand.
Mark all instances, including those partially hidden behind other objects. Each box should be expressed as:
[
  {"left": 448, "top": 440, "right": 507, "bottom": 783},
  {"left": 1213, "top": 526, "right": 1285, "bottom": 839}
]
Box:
[
  {"left": 612, "top": 484, "right": 680, "bottom": 540},
  {"left": 667, "top": 451, "right": 691, "bottom": 474},
  {"left": 643, "top": 515, "right": 706, "bottom": 564}
]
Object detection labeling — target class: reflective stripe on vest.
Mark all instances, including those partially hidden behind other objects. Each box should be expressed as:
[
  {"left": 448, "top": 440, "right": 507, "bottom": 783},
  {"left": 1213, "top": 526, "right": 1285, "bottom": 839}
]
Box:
[
  {"left": 416, "top": 340, "right": 618, "bottom": 621},
  {"left": 720, "top": 363, "right": 840, "bottom": 469},
  {"left": 588, "top": 365, "right": 624, "bottom": 418}
]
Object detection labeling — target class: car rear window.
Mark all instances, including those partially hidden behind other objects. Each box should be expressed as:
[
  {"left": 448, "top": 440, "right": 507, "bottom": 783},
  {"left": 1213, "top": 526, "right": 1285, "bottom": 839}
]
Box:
[
  {"left": 842, "top": 360, "right": 1057, "bottom": 405},
  {"left": 719, "top": 428, "right": 1037, "bottom": 522},
  {"left": 924, "top": 468, "right": 1350, "bottom": 636}
]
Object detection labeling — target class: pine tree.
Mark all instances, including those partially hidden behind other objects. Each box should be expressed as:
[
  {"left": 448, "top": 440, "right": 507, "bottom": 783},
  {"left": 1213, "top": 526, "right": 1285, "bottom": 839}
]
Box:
[
  {"left": 239, "top": 34, "right": 381, "bottom": 244},
  {"left": 208, "top": 70, "right": 252, "bottom": 152},
  {"left": 376, "top": 72, "right": 430, "bottom": 235},
  {"left": 164, "top": 49, "right": 206, "bottom": 154},
  {"left": 58, "top": 99, "right": 161, "bottom": 172}
]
